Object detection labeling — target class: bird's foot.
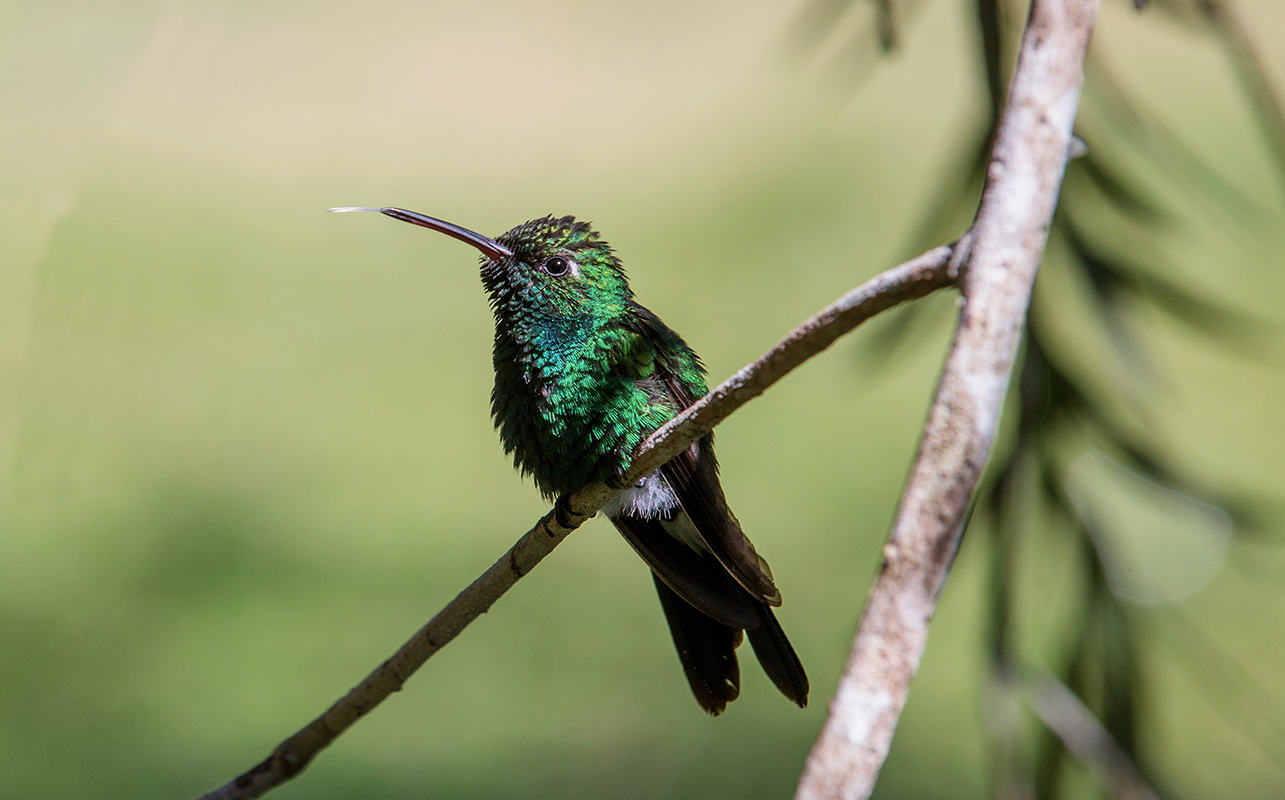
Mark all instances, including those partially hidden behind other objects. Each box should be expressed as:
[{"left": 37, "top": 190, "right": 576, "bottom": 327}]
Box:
[
  {"left": 604, "top": 467, "right": 631, "bottom": 491},
  {"left": 554, "top": 495, "right": 579, "bottom": 529}
]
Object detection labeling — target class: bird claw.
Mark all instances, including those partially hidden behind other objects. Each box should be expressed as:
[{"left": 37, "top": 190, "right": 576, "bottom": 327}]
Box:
[
  {"left": 554, "top": 496, "right": 578, "bottom": 529},
  {"left": 605, "top": 468, "right": 631, "bottom": 491}
]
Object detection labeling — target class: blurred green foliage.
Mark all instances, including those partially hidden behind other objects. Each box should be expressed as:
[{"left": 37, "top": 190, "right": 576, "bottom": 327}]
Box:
[{"left": 1, "top": 1, "right": 1282, "bottom": 799}]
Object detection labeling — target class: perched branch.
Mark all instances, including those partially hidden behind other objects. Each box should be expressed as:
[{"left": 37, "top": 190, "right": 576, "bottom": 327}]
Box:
[
  {"left": 794, "top": 1, "right": 1099, "bottom": 798},
  {"left": 1022, "top": 672, "right": 1163, "bottom": 800},
  {"left": 195, "top": 241, "right": 962, "bottom": 800}
]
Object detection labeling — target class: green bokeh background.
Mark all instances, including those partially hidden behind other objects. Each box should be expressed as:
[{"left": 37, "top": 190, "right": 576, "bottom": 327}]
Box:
[{"left": 2, "top": 1, "right": 1283, "bottom": 798}]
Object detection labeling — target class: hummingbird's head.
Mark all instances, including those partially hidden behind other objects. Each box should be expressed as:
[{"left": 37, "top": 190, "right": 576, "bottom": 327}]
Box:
[{"left": 485, "top": 215, "right": 630, "bottom": 318}]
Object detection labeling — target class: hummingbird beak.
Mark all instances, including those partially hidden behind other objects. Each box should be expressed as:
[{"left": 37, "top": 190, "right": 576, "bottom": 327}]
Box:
[{"left": 328, "top": 207, "right": 514, "bottom": 260}]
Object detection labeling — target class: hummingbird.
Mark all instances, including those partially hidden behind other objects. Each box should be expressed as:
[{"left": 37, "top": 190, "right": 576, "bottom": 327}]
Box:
[{"left": 330, "top": 206, "right": 808, "bottom": 714}]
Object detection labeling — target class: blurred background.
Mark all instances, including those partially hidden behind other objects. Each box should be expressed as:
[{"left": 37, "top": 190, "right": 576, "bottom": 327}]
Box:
[{"left": 1, "top": 1, "right": 1282, "bottom": 798}]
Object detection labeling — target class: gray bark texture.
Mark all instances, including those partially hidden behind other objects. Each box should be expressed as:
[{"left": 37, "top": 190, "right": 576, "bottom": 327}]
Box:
[{"left": 793, "top": 1, "right": 1101, "bottom": 797}]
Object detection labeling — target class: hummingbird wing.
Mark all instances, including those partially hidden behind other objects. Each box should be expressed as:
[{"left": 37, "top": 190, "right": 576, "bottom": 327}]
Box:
[
  {"left": 624, "top": 306, "right": 783, "bottom": 605},
  {"left": 610, "top": 511, "right": 760, "bottom": 630},
  {"left": 658, "top": 438, "right": 783, "bottom": 605},
  {"left": 651, "top": 425, "right": 809, "bottom": 709},
  {"left": 617, "top": 307, "right": 808, "bottom": 711},
  {"left": 745, "top": 602, "right": 810, "bottom": 708}
]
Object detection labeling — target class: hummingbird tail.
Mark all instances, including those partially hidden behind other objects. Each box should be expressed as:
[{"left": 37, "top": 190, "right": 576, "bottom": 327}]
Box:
[
  {"left": 651, "top": 573, "right": 741, "bottom": 715},
  {"left": 612, "top": 512, "right": 808, "bottom": 712},
  {"left": 746, "top": 605, "right": 810, "bottom": 709}
]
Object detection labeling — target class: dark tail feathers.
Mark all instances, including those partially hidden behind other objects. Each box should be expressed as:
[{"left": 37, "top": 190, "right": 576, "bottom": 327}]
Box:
[
  {"left": 653, "top": 574, "right": 741, "bottom": 715},
  {"left": 653, "top": 574, "right": 809, "bottom": 713},
  {"left": 746, "top": 604, "right": 809, "bottom": 708}
]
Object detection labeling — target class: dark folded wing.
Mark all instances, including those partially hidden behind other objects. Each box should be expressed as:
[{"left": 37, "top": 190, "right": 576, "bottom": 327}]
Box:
[
  {"left": 746, "top": 604, "right": 809, "bottom": 708},
  {"left": 627, "top": 303, "right": 784, "bottom": 605},
  {"left": 660, "top": 434, "right": 783, "bottom": 606},
  {"left": 610, "top": 513, "right": 761, "bottom": 630}
]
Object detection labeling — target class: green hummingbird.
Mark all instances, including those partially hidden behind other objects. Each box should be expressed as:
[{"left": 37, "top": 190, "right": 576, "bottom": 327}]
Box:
[{"left": 331, "top": 206, "right": 808, "bottom": 714}]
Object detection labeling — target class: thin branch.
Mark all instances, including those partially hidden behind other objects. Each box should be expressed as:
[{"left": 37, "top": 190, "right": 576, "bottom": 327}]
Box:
[
  {"left": 1022, "top": 671, "right": 1164, "bottom": 800},
  {"left": 794, "top": 1, "right": 1099, "bottom": 798},
  {"left": 194, "top": 241, "right": 963, "bottom": 800}
]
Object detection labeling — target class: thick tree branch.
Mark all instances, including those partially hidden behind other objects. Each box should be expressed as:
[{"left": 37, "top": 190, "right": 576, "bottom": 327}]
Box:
[
  {"left": 794, "top": 1, "right": 1099, "bottom": 798},
  {"left": 195, "top": 241, "right": 962, "bottom": 800}
]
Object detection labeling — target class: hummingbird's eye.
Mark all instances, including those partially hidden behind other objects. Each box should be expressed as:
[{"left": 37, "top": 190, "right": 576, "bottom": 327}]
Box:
[{"left": 543, "top": 256, "right": 571, "bottom": 277}]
